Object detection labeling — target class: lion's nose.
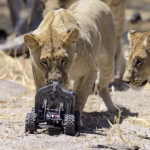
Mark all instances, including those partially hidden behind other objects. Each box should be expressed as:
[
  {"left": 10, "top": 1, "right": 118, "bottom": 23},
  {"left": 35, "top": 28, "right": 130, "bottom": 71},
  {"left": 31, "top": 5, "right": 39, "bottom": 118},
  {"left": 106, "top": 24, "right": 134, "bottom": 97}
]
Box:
[
  {"left": 122, "top": 70, "right": 132, "bottom": 85},
  {"left": 122, "top": 76, "right": 131, "bottom": 84},
  {"left": 123, "top": 80, "right": 131, "bottom": 85}
]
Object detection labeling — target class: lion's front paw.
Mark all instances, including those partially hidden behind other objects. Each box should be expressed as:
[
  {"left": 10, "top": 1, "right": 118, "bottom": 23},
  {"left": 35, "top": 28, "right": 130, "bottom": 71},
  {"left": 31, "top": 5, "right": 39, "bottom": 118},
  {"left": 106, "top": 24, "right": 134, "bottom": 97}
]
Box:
[{"left": 108, "top": 105, "right": 118, "bottom": 114}]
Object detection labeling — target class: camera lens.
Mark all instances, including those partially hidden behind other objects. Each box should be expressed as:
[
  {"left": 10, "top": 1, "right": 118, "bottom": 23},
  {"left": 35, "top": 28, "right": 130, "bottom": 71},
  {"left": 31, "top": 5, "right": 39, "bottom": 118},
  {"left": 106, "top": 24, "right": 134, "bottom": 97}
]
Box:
[{"left": 50, "top": 92, "right": 56, "bottom": 100}]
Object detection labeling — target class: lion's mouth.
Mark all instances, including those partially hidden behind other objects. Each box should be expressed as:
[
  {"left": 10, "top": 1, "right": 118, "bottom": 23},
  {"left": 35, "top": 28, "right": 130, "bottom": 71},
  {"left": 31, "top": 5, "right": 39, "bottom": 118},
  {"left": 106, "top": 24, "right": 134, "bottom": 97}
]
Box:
[
  {"left": 128, "top": 79, "right": 148, "bottom": 89},
  {"left": 139, "top": 79, "right": 148, "bottom": 87},
  {"left": 59, "top": 79, "right": 63, "bottom": 84},
  {"left": 45, "top": 78, "right": 68, "bottom": 85}
]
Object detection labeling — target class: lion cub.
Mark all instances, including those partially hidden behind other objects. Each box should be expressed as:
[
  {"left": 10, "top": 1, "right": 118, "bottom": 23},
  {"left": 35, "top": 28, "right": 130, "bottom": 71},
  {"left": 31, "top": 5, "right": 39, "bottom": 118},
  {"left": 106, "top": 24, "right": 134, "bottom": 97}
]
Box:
[
  {"left": 24, "top": 0, "right": 117, "bottom": 113},
  {"left": 123, "top": 30, "right": 150, "bottom": 89}
]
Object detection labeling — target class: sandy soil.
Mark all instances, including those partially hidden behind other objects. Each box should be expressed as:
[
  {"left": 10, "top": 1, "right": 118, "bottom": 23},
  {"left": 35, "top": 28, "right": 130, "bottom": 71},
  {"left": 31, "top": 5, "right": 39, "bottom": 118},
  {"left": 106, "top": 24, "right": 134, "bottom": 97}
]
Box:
[{"left": 0, "top": 0, "right": 150, "bottom": 150}]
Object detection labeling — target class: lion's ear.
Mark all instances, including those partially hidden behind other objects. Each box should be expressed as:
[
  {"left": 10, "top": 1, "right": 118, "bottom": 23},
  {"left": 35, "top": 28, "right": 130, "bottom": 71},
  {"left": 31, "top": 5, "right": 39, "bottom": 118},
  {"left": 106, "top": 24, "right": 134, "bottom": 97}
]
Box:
[
  {"left": 64, "top": 28, "right": 79, "bottom": 44},
  {"left": 24, "top": 34, "right": 41, "bottom": 50},
  {"left": 128, "top": 30, "right": 137, "bottom": 41},
  {"left": 143, "top": 34, "right": 150, "bottom": 50},
  {"left": 128, "top": 30, "right": 139, "bottom": 47},
  {"left": 144, "top": 34, "right": 150, "bottom": 44}
]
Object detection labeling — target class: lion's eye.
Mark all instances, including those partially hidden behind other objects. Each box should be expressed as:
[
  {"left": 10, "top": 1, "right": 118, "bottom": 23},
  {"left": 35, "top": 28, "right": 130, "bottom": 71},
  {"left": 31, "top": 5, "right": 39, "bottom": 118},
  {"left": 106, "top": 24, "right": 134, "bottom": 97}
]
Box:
[
  {"left": 40, "top": 59, "right": 48, "bottom": 66},
  {"left": 136, "top": 58, "right": 143, "bottom": 66},
  {"left": 61, "top": 57, "right": 68, "bottom": 64}
]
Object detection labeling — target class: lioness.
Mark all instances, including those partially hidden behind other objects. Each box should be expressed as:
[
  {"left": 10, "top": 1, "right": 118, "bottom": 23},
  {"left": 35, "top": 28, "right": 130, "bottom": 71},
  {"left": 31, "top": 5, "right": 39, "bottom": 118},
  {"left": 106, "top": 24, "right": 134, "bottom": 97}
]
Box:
[
  {"left": 24, "top": 0, "right": 117, "bottom": 113},
  {"left": 123, "top": 30, "right": 150, "bottom": 88}
]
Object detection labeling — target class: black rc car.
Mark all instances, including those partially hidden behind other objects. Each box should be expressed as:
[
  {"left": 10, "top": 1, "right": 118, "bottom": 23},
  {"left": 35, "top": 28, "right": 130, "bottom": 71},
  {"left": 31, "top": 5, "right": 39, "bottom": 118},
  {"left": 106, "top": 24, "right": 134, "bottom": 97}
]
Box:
[{"left": 25, "top": 82, "right": 80, "bottom": 135}]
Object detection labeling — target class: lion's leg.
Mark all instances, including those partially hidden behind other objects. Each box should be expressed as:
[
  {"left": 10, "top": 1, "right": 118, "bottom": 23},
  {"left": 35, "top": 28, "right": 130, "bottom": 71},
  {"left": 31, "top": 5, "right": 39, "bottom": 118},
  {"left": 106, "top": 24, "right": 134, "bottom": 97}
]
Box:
[
  {"left": 73, "top": 70, "right": 97, "bottom": 114},
  {"left": 116, "top": 44, "right": 126, "bottom": 79},
  {"left": 102, "top": 0, "right": 128, "bottom": 80},
  {"left": 108, "top": 0, "right": 128, "bottom": 79},
  {"left": 97, "top": 58, "right": 117, "bottom": 113}
]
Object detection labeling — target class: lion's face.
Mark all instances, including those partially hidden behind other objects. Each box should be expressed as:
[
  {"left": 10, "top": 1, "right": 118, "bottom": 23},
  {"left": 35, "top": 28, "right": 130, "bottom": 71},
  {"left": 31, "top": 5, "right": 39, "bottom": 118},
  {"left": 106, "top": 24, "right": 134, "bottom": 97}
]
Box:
[
  {"left": 24, "top": 28, "right": 79, "bottom": 87},
  {"left": 123, "top": 30, "right": 150, "bottom": 89}
]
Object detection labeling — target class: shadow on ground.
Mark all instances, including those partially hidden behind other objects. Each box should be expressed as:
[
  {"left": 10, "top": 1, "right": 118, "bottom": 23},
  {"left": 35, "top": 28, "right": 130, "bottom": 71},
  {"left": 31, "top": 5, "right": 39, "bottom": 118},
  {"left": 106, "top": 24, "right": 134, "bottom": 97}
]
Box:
[
  {"left": 37, "top": 106, "right": 138, "bottom": 137},
  {"left": 81, "top": 106, "right": 138, "bottom": 134}
]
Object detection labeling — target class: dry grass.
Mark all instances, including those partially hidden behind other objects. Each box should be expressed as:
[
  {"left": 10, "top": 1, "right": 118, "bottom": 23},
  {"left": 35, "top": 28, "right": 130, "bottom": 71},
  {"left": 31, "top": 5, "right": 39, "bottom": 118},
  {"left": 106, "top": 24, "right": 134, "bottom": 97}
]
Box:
[
  {"left": 0, "top": 51, "right": 149, "bottom": 150},
  {"left": 0, "top": 50, "right": 35, "bottom": 90},
  {"left": 105, "top": 110, "right": 145, "bottom": 149},
  {"left": 127, "top": 116, "right": 150, "bottom": 127}
]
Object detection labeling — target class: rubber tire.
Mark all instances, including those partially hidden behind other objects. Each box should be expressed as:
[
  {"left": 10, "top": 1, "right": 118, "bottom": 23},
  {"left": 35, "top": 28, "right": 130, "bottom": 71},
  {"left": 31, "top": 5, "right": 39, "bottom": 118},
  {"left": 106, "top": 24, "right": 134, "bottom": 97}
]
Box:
[
  {"left": 63, "top": 114, "right": 75, "bottom": 135},
  {"left": 74, "top": 110, "right": 81, "bottom": 131},
  {"left": 25, "top": 112, "right": 37, "bottom": 134}
]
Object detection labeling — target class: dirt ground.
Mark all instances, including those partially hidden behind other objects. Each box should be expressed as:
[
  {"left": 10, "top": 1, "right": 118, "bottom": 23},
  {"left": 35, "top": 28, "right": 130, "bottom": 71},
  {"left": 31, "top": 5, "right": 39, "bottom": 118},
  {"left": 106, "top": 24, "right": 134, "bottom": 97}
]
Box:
[{"left": 0, "top": 0, "right": 150, "bottom": 150}]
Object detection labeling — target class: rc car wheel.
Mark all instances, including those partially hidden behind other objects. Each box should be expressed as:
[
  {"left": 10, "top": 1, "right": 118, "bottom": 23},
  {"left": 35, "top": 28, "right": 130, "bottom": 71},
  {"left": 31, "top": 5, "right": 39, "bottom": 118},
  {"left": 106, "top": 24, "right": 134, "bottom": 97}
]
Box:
[
  {"left": 25, "top": 112, "right": 37, "bottom": 134},
  {"left": 63, "top": 114, "right": 75, "bottom": 135},
  {"left": 74, "top": 110, "right": 81, "bottom": 131}
]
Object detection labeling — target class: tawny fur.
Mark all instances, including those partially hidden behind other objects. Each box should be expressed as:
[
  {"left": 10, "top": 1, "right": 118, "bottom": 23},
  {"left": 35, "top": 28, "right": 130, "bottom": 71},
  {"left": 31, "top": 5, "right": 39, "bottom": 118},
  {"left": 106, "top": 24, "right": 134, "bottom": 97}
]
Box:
[
  {"left": 102, "top": 0, "right": 128, "bottom": 79},
  {"left": 43, "top": 0, "right": 128, "bottom": 80},
  {"left": 42, "top": 0, "right": 128, "bottom": 95},
  {"left": 24, "top": 0, "right": 117, "bottom": 113},
  {"left": 123, "top": 31, "right": 150, "bottom": 89},
  {"left": 93, "top": 0, "right": 128, "bottom": 94}
]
